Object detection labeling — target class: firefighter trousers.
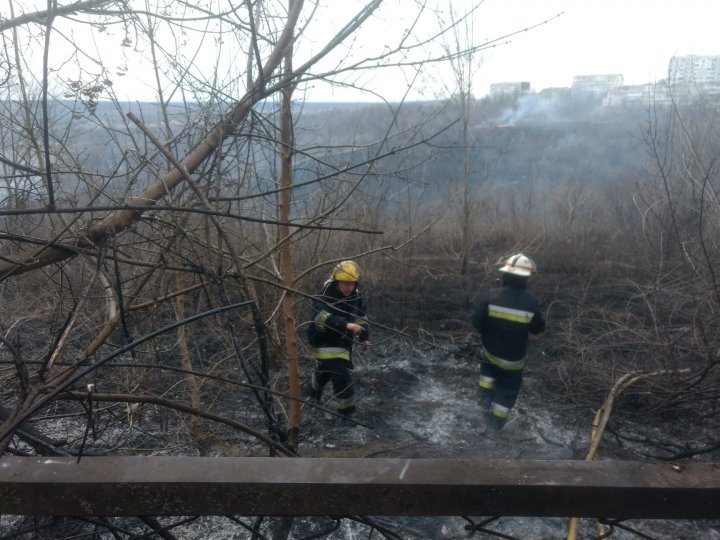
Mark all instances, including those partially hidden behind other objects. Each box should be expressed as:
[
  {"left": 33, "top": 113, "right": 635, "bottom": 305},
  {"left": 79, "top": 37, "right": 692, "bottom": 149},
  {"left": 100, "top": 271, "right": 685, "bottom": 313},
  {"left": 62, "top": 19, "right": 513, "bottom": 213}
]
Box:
[
  {"left": 311, "top": 357, "right": 356, "bottom": 413},
  {"left": 477, "top": 358, "right": 523, "bottom": 420}
]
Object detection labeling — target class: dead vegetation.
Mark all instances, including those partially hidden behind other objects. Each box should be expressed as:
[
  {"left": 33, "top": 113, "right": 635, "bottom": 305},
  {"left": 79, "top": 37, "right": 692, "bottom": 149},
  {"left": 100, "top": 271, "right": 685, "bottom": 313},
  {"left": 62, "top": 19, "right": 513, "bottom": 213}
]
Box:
[{"left": 1, "top": 2, "right": 720, "bottom": 538}]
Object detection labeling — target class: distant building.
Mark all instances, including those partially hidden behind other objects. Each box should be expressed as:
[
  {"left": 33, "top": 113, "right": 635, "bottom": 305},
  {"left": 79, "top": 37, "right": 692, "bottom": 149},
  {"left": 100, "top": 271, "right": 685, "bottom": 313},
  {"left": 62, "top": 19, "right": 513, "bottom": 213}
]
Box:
[
  {"left": 489, "top": 82, "right": 531, "bottom": 99},
  {"left": 603, "top": 83, "right": 672, "bottom": 107},
  {"left": 571, "top": 74, "right": 623, "bottom": 97},
  {"left": 668, "top": 55, "right": 720, "bottom": 85},
  {"left": 538, "top": 87, "right": 571, "bottom": 100},
  {"left": 665, "top": 55, "right": 720, "bottom": 102},
  {"left": 486, "top": 55, "right": 720, "bottom": 107}
]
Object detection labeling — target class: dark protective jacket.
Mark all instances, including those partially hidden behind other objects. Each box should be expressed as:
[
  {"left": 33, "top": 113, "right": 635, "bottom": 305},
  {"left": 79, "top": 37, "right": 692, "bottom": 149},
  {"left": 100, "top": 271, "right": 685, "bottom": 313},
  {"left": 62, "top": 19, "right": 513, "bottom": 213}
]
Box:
[
  {"left": 472, "top": 279, "right": 545, "bottom": 370},
  {"left": 307, "top": 279, "right": 369, "bottom": 361}
]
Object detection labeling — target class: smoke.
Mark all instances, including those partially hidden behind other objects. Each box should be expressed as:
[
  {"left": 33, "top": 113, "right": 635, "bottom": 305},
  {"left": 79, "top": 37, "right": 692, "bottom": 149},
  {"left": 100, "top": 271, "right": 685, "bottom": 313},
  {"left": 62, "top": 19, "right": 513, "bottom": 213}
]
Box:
[{"left": 495, "top": 91, "right": 602, "bottom": 126}]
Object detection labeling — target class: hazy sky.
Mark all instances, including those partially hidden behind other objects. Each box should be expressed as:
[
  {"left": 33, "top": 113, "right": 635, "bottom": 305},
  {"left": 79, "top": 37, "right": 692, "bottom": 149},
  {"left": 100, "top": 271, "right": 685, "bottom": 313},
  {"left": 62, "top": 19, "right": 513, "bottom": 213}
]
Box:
[
  {"left": 471, "top": 0, "right": 720, "bottom": 94},
  {"left": 290, "top": 0, "right": 720, "bottom": 101},
  {"left": 7, "top": 0, "right": 720, "bottom": 102}
]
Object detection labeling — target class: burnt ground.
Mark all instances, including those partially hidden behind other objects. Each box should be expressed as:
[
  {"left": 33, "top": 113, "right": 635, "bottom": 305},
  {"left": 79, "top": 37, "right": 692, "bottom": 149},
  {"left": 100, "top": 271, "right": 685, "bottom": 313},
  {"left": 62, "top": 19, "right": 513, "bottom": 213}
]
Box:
[
  {"left": 281, "top": 332, "right": 720, "bottom": 540},
  {"left": 297, "top": 336, "right": 578, "bottom": 462},
  {"left": 267, "top": 255, "right": 720, "bottom": 540},
  {"left": 4, "top": 260, "right": 720, "bottom": 539}
]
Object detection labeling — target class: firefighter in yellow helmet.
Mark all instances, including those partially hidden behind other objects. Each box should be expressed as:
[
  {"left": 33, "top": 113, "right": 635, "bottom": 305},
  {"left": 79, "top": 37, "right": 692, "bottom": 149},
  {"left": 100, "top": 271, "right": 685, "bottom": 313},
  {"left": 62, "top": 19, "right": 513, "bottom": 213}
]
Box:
[
  {"left": 472, "top": 254, "right": 546, "bottom": 429},
  {"left": 305, "top": 260, "right": 369, "bottom": 422}
]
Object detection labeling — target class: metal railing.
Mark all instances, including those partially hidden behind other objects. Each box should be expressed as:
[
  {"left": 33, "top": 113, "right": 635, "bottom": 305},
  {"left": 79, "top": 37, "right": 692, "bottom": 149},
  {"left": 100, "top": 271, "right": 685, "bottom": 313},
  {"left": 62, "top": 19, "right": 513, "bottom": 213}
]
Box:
[{"left": 2, "top": 456, "right": 719, "bottom": 518}]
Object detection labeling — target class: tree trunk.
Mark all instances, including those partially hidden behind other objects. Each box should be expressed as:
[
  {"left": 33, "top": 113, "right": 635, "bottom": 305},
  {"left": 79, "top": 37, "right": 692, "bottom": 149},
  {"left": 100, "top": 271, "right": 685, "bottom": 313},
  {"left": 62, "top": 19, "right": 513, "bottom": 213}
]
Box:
[{"left": 279, "top": 15, "right": 301, "bottom": 449}]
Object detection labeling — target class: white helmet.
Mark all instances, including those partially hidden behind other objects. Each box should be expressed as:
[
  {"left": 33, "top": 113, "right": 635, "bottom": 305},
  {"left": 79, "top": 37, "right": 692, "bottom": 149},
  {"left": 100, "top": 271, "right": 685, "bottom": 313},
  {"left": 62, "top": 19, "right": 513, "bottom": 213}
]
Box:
[{"left": 499, "top": 253, "right": 536, "bottom": 277}]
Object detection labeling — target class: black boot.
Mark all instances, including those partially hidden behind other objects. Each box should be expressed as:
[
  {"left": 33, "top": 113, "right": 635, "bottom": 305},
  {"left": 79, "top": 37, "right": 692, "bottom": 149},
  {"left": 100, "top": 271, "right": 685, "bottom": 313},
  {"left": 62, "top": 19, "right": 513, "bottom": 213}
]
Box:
[
  {"left": 476, "top": 387, "right": 493, "bottom": 410},
  {"left": 485, "top": 411, "right": 507, "bottom": 430},
  {"left": 338, "top": 405, "right": 357, "bottom": 426},
  {"left": 302, "top": 380, "right": 322, "bottom": 403}
]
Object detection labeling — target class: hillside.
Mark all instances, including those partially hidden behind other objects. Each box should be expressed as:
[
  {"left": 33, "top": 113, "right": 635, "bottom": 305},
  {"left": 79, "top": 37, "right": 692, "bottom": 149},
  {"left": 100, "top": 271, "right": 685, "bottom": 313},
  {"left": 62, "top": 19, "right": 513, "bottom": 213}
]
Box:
[{"left": 2, "top": 92, "right": 720, "bottom": 539}]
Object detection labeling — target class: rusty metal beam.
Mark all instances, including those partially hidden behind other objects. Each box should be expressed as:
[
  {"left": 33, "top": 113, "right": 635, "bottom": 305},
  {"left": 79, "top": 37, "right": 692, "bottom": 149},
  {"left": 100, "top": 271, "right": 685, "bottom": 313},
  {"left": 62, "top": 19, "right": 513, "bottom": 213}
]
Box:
[{"left": 1, "top": 457, "right": 719, "bottom": 518}]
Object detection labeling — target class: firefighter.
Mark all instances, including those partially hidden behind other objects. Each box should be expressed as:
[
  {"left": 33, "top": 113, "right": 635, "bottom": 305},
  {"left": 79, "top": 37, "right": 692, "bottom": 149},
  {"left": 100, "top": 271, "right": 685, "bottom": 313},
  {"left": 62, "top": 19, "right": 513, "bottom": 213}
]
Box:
[
  {"left": 472, "top": 254, "right": 546, "bottom": 429},
  {"left": 305, "top": 260, "right": 369, "bottom": 420}
]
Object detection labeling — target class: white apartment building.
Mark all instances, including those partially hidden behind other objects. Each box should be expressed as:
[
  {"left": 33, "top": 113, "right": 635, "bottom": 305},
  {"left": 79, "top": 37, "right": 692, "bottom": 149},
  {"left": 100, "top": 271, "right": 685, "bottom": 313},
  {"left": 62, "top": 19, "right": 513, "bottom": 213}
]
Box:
[
  {"left": 668, "top": 55, "right": 720, "bottom": 85},
  {"left": 571, "top": 74, "right": 624, "bottom": 96},
  {"left": 486, "top": 55, "right": 720, "bottom": 107},
  {"left": 489, "top": 82, "right": 530, "bottom": 99},
  {"left": 603, "top": 83, "right": 672, "bottom": 107}
]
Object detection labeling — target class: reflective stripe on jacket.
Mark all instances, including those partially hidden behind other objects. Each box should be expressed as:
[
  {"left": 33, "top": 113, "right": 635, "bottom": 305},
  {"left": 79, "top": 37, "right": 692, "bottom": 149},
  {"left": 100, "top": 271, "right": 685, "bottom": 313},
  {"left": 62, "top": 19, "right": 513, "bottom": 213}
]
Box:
[
  {"left": 314, "top": 347, "right": 351, "bottom": 361},
  {"left": 488, "top": 304, "right": 535, "bottom": 324},
  {"left": 307, "top": 279, "right": 368, "bottom": 361},
  {"left": 472, "top": 282, "right": 545, "bottom": 365}
]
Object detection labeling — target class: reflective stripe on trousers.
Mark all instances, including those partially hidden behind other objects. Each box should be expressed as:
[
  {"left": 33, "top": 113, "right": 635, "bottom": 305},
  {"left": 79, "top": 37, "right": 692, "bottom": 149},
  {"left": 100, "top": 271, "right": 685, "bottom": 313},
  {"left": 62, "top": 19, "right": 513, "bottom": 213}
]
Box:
[
  {"left": 478, "top": 375, "right": 495, "bottom": 390},
  {"left": 491, "top": 402, "right": 510, "bottom": 419},
  {"left": 482, "top": 347, "right": 524, "bottom": 371},
  {"left": 336, "top": 394, "right": 356, "bottom": 411}
]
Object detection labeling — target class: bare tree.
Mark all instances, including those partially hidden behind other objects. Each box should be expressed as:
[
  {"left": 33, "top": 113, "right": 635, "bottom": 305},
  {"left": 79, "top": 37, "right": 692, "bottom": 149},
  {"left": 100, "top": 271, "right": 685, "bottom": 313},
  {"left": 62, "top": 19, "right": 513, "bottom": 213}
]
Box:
[
  {"left": 0, "top": 0, "right": 500, "bottom": 459},
  {"left": 635, "top": 93, "right": 720, "bottom": 381},
  {"left": 438, "top": 1, "right": 482, "bottom": 286},
  {"left": 0, "top": 1, "right": 559, "bottom": 535}
]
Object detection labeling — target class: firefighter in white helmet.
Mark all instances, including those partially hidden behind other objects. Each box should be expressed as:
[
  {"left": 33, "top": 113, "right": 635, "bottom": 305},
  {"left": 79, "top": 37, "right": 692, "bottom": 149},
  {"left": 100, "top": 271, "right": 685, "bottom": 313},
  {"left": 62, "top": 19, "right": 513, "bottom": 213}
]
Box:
[
  {"left": 305, "top": 260, "right": 369, "bottom": 422},
  {"left": 471, "top": 254, "right": 546, "bottom": 429}
]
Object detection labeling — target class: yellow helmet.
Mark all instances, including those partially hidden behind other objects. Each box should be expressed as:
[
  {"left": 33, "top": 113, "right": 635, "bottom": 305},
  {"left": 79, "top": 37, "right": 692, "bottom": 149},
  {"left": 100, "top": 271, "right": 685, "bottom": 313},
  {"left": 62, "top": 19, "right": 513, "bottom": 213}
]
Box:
[{"left": 332, "top": 260, "right": 360, "bottom": 282}]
